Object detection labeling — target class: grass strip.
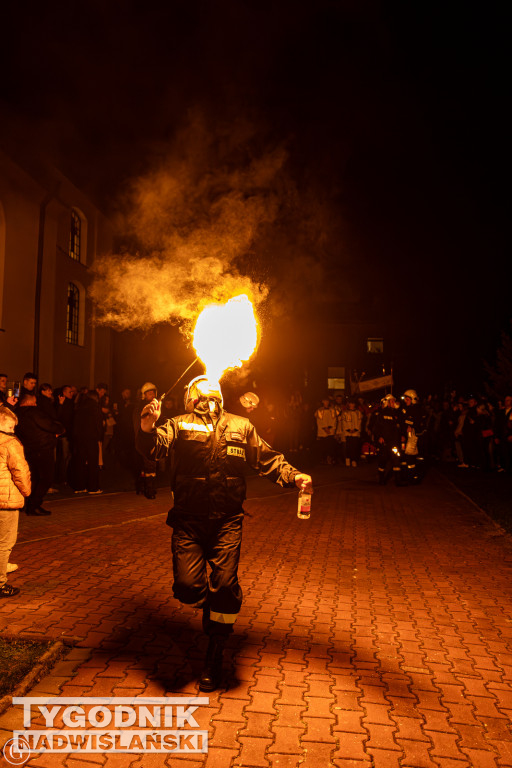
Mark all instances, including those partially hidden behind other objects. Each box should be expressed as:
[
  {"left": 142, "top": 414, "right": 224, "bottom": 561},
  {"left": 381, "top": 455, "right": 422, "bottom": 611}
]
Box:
[{"left": 0, "top": 637, "right": 55, "bottom": 698}]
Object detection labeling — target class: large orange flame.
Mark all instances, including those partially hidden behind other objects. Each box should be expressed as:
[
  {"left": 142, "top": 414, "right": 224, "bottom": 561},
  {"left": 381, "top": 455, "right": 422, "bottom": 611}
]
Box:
[{"left": 193, "top": 294, "right": 259, "bottom": 384}]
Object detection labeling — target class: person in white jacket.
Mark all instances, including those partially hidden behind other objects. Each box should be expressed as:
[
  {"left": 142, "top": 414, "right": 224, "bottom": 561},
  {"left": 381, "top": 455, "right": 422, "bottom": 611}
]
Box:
[
  {"left": 0, "top": 406, "right": 31, "bottom": 597},
  {"left": 342, "top": 398, "right": 363, "bottom": 467},
  {"left": 314, "top": 397, "right": 337, "bottom": 464}
]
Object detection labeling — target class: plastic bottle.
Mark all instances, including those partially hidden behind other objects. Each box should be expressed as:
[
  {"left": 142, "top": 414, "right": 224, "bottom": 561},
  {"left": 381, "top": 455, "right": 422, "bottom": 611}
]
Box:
[{"left": 297, "top": 489, "right": 312, "bottom": 519}]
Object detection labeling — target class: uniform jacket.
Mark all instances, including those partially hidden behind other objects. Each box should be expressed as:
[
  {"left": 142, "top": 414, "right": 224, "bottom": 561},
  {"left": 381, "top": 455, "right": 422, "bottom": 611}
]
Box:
[
  {"left": 372, "top": 407, "right": 401, "bottom": 446},
  {"left": 0, "top": 423, "right": 31, "bottom": 510},
  {"left": 399, "top": 403, "right": 425, "bottom": 438},
  {"left": 136, "top": 408, "right": 299, "bottom": 520}
]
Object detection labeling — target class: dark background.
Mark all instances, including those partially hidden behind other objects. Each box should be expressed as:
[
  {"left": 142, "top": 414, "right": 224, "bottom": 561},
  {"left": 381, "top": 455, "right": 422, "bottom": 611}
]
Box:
[{"left": 1, "top": 0, "right": 509, "bottom": 398}]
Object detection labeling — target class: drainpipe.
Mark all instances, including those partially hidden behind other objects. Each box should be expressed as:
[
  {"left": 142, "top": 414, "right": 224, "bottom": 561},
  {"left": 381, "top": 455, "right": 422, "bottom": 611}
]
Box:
[{"left": 33, "top": 185, "right": 60, "bottom": 375}]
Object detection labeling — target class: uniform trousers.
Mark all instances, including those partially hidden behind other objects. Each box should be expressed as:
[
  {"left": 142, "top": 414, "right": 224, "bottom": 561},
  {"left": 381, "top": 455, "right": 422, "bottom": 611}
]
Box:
[
  {"left": 171, "top": 512, "right": 244, "bottom": 636},
  {"left": 377, "top": 444, "right": 402, "bottom": 482}
]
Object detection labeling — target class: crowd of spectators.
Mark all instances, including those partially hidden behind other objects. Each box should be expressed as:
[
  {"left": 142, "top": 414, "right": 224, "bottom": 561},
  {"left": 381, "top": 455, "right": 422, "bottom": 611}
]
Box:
[
  {"left": 229, "top": 387, "right": 512, "bottom": 477},
  {"left": 1, "top": 370, "right": 511, "bottom": 517},
  {"left": 2, "top": 370, "right": 510, "bottom": 600}
]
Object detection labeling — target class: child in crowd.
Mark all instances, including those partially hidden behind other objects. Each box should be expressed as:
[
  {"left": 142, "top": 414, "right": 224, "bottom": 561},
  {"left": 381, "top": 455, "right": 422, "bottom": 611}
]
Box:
[{"left": 0, "top": 405, "right": 31, "bottom": 597}]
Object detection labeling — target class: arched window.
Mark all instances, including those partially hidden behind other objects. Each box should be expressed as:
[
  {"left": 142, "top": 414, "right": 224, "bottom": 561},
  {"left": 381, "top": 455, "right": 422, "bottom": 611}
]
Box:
[
  {"left": 69, "top": 209, "right": 82, "bottom": 261},
  {"left": 66, "top": 283, "right": 80, "bottom": 344}
]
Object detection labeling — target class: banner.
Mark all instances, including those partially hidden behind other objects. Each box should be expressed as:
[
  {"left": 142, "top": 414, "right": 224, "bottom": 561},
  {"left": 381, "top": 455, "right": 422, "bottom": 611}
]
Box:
[{"left": 352, "top": 374, "right": 393, "bottom": 393}]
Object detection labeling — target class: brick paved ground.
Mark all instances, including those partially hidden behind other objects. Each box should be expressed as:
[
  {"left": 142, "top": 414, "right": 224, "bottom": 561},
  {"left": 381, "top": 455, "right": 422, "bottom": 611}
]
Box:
[{"left": 1, "top": 464, "right": 512, "bottom": 768}]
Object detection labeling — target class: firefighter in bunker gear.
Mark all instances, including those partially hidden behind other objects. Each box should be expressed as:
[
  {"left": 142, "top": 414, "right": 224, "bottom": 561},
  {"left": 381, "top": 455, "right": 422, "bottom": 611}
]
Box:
[
  {"left": 137, "top": 376, "right": 312, "bottom": 691},
  {"left": 372, "top": 394, "right": 403, "bottom": 485},
  {"left": 399, "top": 389, "right": 426, "bottom": 484}
]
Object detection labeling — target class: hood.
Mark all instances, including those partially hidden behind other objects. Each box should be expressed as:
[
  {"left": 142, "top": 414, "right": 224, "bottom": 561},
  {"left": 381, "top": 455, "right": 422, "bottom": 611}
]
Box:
[{"left": 0, "top": 405, "right": 17, "bottom": 434}]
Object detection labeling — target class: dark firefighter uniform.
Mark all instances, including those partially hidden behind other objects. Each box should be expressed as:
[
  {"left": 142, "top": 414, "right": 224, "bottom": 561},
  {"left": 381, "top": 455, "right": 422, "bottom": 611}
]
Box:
[
  {"left": 136, "top": 407, "right": 300, "bottom": 635},
  {"left": 398, "top": 394, "right": 426, "bottom": 483},
  {"left": 372, "top": 397, "right": 402, "bottom": 485}
]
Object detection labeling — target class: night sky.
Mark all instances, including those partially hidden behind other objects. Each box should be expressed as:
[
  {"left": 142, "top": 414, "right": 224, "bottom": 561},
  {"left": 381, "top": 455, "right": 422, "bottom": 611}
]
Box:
[{"left": 1, "top": 1, "right": 508, "bottom": 394}]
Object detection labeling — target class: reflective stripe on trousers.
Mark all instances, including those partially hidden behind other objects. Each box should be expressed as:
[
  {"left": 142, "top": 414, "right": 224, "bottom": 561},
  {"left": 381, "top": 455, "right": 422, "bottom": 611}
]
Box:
[{"left": 171, "top": 513, "right": 244, "bottom": 632}]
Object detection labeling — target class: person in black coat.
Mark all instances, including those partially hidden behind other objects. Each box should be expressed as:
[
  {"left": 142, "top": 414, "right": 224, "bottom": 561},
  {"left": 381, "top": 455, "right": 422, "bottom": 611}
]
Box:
[
  {"left": 110, "top": 387, "right": 138, "bottom": 480},
  {"left": 16, "top": 394, "right": 64, "bottom": 515},
  {"left": 69, "top": 391, "right": 104, "bottom": 494},
  {"left": 55, "top": 384, "right": 76, "bottom": 482},
  {"left": 37, "top": 384, "right": 57, "bottom": 419},
  {"left": 132, "top": 382, "right": 159, "bottom": 498}
]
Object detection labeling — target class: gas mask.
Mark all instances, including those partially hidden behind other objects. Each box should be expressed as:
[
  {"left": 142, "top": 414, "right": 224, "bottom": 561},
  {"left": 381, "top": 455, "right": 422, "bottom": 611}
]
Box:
[{"left": 184, "top": 376, "right": 223, "bottom": 415}]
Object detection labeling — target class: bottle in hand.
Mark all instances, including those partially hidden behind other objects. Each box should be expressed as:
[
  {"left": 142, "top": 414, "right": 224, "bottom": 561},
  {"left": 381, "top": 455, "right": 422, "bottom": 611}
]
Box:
[{"left": 297, "top": 489, "right": 312, "bottom": 519}]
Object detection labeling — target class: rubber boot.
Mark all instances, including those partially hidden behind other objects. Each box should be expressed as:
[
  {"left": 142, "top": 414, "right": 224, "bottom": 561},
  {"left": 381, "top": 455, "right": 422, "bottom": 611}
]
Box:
[
  {"left": 198, "top": 635, "right": 226, "bottom": 692},
  {"left": 136, "top": 474, "right": 144, "bottom": 495}
]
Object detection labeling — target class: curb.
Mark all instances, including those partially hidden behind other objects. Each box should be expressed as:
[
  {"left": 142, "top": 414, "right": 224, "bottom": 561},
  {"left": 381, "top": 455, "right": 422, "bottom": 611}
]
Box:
[{"left": 0, "top": 634, "right": 81, "bottom": 716}]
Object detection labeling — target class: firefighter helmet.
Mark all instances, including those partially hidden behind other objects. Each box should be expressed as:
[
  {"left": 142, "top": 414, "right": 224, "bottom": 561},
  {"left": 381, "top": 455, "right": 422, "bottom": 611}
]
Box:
[
  {"left": 184, "top": 375, "right": 223, "bottom": 412},
  {"left": 403, "top": 389, "right": 419, "bottom": 404},
  {"left": 381, "top": 394, "right": 396, "bottom": 407},
  {"left": 240, "top": 391, "right": 259, "bottom": 409},
  {"left": 141, "top": 382, "right": 157, "bottom": 396}
]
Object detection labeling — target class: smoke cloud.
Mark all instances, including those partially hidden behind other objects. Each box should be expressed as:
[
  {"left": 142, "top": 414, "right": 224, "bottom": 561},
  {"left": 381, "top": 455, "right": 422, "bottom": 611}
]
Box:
[
  {"left": 91, "top": 109, "right": 357, "bottom": 349},
  {"left": 90, "top": 115, "right": 287, "bottom": 332}
]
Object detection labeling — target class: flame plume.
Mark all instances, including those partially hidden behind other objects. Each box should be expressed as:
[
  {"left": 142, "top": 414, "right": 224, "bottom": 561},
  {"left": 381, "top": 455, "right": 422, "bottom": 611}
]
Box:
[{"left": 192, "top": 294, "right": 259, "bottom": 384}]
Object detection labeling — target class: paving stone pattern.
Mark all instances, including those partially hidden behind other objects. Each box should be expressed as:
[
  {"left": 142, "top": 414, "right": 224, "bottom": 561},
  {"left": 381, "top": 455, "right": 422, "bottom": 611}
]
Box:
[{"left": 1, "top": 466, "right": 512, "bottom": 767}]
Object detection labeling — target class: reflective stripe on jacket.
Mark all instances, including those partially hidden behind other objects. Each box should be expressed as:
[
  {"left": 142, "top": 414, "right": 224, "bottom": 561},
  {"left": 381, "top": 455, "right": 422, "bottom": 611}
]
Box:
[{"left": 136, "top": 410, "right": 299, "bottom": 519}]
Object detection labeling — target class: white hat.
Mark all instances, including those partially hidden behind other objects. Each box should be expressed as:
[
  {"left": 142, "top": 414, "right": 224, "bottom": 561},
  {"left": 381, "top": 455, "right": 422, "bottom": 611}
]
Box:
[{"left": 240, "top": 392, "right": 259, "bottom": 409}]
